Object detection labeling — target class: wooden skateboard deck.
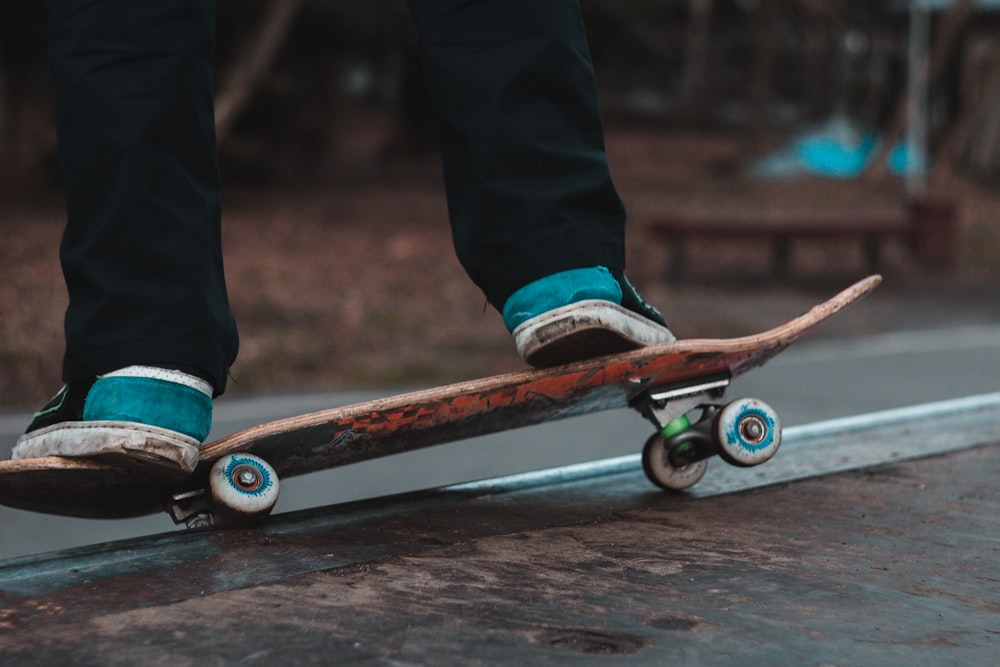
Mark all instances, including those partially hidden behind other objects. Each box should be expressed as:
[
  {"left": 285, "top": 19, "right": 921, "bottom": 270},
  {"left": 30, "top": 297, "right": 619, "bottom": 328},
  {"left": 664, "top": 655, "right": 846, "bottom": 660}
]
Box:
[{"left": 0, "top": 275, "right": 881, "bottom": 522}]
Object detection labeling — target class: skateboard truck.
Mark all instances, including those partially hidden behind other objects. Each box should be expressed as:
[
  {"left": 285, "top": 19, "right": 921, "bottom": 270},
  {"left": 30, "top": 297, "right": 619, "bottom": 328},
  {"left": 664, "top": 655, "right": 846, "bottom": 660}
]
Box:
[
  {"left": 167, "top": 489, "right": 215, "bottom": 529},
  {"left": 631, "top": 374, "right": 782, "bottom": 490},
  {"left": 633, "top": 375, "right": 731, "bottom": 432}
]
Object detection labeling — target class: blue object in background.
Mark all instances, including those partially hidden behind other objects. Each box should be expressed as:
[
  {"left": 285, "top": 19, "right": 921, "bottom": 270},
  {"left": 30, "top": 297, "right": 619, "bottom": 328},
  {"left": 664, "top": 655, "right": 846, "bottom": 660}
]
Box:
[{"left": 751, "top": 115, "right": 928, "bottom": 179}]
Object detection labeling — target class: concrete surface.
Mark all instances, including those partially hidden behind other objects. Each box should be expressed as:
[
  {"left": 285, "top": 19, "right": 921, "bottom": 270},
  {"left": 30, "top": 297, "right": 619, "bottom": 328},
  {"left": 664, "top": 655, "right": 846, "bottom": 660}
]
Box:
[{"left": 0, "top": 393, "right": 997, "bottom": 665}]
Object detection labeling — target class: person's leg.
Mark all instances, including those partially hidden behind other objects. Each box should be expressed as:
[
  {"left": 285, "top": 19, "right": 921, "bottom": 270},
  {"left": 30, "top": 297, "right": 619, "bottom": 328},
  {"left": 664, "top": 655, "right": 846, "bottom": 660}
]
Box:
[
  {"left": 50, "top": 0, "right": 237, "bottom": 389},
  {"left": 409, "top": 0, "right": 673, "bottom": 366},
  {"left": 14, "top": 0, "right": 238, "bottom": 471},
  {"left": 409, "top": 0, "right": 624, "bottom": 308}
]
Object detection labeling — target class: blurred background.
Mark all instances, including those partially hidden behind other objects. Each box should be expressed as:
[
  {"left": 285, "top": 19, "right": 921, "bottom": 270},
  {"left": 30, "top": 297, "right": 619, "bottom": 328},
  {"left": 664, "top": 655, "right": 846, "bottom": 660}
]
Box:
[{"left": 2, "top": 0, "right": 999, "bottom": 410}]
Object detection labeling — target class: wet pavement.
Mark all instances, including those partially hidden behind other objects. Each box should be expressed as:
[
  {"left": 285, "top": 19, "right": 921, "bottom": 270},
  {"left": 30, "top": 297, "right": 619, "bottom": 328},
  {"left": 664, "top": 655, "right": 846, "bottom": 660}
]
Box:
[{"left": 0, "top": 394, "right": 997, "bottom": 664}]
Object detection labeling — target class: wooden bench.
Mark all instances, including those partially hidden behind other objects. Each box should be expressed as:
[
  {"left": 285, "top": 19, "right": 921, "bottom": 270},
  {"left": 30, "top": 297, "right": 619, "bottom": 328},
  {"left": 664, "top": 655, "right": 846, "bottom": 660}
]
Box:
[{"left": 646, "top": 198, "right": 957, "bottom": 283}]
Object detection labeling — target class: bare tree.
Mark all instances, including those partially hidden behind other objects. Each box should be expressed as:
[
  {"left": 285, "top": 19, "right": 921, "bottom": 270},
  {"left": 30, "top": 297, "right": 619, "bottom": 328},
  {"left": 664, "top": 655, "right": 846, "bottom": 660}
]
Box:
[
  {"left": 682, "top": 0, "right": 712, "bottom": 112},
  {"left": 215, "top": 0, "right": 305, "bottom": 145},
  {"left": 750, "top": 0, "right": 777, "bottom": 133},
  {"left": 935, "top": 35, "right": 1000, "bottom": 179},
  {"left": 864, "top": 0, "right": 974, "bottom": 179},
  {"left": 0, "top": 60, "right": 8, "bottom": 157}
]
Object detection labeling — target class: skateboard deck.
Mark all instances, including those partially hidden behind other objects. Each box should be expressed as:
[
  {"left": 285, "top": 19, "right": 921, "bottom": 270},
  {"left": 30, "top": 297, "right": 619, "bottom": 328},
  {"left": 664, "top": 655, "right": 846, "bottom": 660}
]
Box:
[{"left": 0, "top": 275, "right": 881, "bottom": 523}]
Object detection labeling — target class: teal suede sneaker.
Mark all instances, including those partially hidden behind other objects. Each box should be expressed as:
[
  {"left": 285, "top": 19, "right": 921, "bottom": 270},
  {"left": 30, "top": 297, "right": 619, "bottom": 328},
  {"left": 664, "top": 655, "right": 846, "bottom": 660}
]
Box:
[
  {"left": 502, "top": 266, "right": 676, "bottom": 367},
  {"left": 13, "top": 366, "right": 213, "bottom": 473}
]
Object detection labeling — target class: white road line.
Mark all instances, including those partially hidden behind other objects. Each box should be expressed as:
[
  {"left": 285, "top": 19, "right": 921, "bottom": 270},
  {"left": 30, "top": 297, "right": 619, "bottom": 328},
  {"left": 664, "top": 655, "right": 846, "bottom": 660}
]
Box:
[{"left": 453, "top": 392, "right": 1000, "bottom": 497}]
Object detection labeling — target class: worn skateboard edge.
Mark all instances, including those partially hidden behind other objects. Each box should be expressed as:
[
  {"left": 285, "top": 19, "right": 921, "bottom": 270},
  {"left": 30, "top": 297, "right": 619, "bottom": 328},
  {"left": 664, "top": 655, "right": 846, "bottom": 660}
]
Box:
[
  {"left": 203, "top": 274, "right": 882, "bottom": 456},
  {"left": 3, "top": 276, "right": 880, "bottom": 475},
  {"left": 0, "top": 457, "right": 116, "bottom": 474}
]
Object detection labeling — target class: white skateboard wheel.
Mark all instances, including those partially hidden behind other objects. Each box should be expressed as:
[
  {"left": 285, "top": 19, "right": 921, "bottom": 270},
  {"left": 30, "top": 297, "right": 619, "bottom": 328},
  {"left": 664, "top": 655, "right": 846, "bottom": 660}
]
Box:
[
  {"left": 209, "top": 453, "right": 279, "bottom": 525},
  {"left": 712, "top": 398, "right": 781, "bottom": 467},
  {"left": 641, "top": 432, "right": 707, "bottom": 491}
]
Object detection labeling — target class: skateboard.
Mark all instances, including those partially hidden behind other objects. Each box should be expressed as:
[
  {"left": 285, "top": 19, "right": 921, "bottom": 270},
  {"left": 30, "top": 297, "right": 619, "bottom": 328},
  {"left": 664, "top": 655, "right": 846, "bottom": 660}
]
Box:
[{"left": 0, "top": 275, "right": 881, "bottom": 527}]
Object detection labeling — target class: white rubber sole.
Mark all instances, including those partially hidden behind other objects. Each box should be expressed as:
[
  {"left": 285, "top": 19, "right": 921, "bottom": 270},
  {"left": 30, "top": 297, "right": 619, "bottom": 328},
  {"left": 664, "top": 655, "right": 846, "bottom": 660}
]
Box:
[
  {"left": 12, "top": 421, "right": 201, "bottom": 474},
  {"left": 512, "top": 300, "right": 676, "bottom": 368}
]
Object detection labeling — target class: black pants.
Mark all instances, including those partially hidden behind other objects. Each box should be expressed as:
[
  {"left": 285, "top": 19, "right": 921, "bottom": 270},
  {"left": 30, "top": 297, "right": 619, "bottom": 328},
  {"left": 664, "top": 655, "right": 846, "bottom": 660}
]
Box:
[{"left": 48, "top": 0, "right": 627, "bottom": 395}]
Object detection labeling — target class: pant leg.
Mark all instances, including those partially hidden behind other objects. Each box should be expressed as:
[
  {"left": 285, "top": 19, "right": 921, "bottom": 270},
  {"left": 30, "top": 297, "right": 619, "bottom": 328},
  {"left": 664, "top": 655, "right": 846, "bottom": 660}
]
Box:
[
  {"left": 47, "top": 0, "right": 237, "bottom": 394},
  {"left": 408, "top": 0, "right": 627, "bottom": 310}
]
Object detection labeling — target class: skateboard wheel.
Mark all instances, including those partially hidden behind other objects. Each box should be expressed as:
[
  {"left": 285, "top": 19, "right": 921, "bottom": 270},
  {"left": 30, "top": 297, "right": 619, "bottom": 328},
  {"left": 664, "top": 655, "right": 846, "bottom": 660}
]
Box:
[
  {"left": 209, "top": 453, "right": 279, "bottom": 526},
  {"left": 712, "top": 398, "right": 781, "bottom": 467},
  {"left": 641, "top": 432, "right": 707, "bottom": 492}
]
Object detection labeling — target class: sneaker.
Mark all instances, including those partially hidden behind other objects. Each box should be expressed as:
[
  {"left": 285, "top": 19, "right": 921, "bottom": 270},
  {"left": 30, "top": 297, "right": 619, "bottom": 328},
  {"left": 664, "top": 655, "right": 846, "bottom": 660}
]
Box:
[
  {"left": 502, "top": 266, "right": 676, "bottom": 367},
  {"left": 12, "top": 366, "right": 213, "bottom": 473}
]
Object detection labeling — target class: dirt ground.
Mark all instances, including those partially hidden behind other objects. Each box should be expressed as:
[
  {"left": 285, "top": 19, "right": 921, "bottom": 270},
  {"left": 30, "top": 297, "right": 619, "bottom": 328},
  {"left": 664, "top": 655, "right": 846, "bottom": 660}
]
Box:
[{"left": 2, "top": 126, "right": 999, "bottom": 411}]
